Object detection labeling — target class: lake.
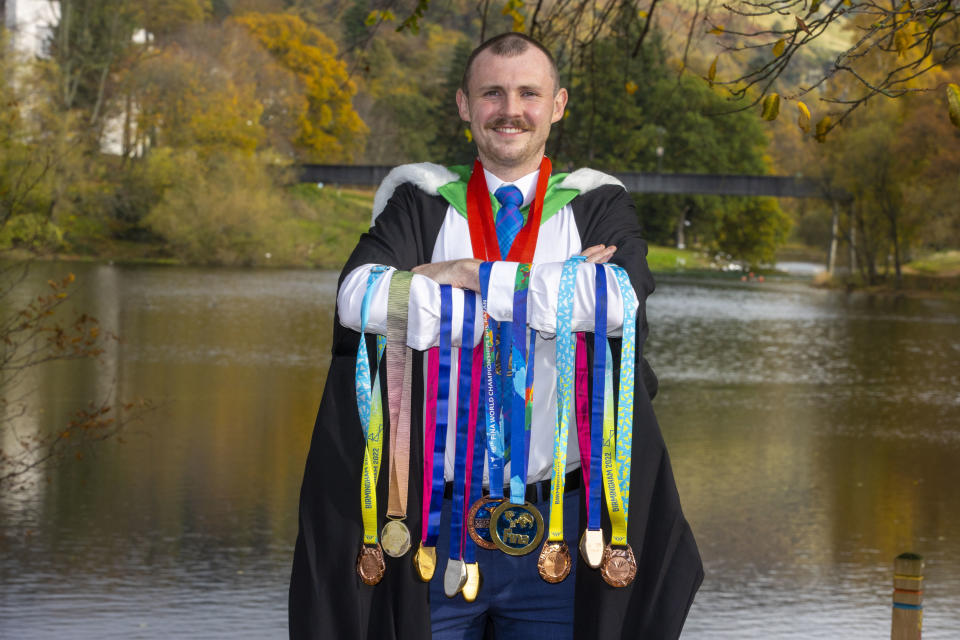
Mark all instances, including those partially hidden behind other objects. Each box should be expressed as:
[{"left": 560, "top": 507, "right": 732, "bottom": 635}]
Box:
[{"left": 1, "top": 263, "right": 958, "bottom": 638}]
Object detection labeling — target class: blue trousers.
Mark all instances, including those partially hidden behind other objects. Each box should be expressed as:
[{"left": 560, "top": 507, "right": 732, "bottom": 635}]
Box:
[{"left": 428, "top": 489, "right": 580, "bottom": 640}]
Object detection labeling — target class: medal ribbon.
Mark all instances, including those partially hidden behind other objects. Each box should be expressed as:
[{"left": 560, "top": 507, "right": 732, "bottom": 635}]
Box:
[
  {"left": 464, "top": 343, "right": 484, "bottom": 564},
  {"left": 358, "top": 266, "right": 389, "bottom": 545},
  {"left": 600, "top": 339, "right": 627, "bottom": 546},
  {"left": 608, "top": 265, "right": 638, "bottom": 512},
  {"left": 449, "top": 291, "right": 477, "bottom": 561},
  {"left": 478, "top": 263, "right": 504, "bottom": 498},
  {"left": 547, "top": 255, "right": 585, "bottom": 542},
  {"left": 509, "top": 264, "right": 532, "bottom": 502},
  {"left": 574, "top": 334, "right": 590, "bottom": 504},
  {"left": 423, "top": 285, "right": 454, "bottom": 547},
  {"left": 588, "top": 265, "right": 607, "bottom": 532},
  {"left": 386, "top": 271, "right": 414, "bottom": 520},
  {"left": 465, "top": 157, "right": 551, "bottom": 262}
]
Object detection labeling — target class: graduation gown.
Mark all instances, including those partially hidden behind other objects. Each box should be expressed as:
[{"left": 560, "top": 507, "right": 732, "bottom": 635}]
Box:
[{"left": 289, "top": 172, "right": 704, "bottom": 639}]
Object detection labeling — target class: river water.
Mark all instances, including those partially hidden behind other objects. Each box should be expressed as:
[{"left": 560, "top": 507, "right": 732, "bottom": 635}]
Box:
[{"left": 0, "top": 264, "right": 958, "bottom": 639}]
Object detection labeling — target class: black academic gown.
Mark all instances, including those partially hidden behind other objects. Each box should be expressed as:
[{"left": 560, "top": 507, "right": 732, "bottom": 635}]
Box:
[{"left": 289, "top": 180, "right": 704, "bottom": 639}]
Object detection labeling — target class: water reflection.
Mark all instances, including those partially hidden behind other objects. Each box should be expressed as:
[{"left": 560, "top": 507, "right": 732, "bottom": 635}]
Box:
[{"left": 0, "top": 265, "right": 957, "bottom": 638}]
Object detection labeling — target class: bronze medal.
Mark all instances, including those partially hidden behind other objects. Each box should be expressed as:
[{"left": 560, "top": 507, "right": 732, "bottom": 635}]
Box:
[
  {"left": 537, "top": 540, "right": 572, "bottom": 583},
  {"left": 356, "top": 543, "right": 386, "bottom": 586},
  {"left": 380, "top": 519, "right": 412, "bottom": 558},
  {"left": 579, "top": 528, "right": 605, "bottom": 569},
  {"left": 467, "top": 496, "right": 504, "bottom": 550},
  {"left": 462, "top": 562, "right": 482, "bottom": 602},
  {"left": 600, "top": 543, "right": 638, "bottom": 588},
  {"left": 490, "top": 501, "right": 544, "bottom": 556},
  {"left": 412, "top": 543, "right": 437, "bottom": 582},
  {"left": 443, "top": 558, "right": 468, "bottom": 598}
]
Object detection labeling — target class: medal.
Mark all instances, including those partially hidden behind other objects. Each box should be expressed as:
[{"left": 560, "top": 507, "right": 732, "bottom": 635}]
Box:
[
  {"left": 380, "top": 519, "right": 412, "bottom": 557},
  {"left": 490, "top": 500, "right": 544, "bottom": 556},
  {"left": 467, "top": 496, "right": 504, "bottom": 549},
  {"left": 600, "top": 543, "right": 638, "bottom": 587},
  {"left": 537, "top": 540, "right": 572, "bottom": 583},
  {"left": 539, "top": 256, "right": 585, "bottom": 582},
  {"left": 579, "top": 528, "right": 605, "bottom": 569},
  {"left": 357, "top": 543, "right": 386, "bottom": 586},
  {"left": 384, "top": 271, "right": 415, "bottom": 557},
  {"left": 462, "top": 562, "right": 482, "bottom": 602},
  {"left": 443, "top": 558, "right": 468, "bottom": 597},
  {"left": 413, "top": 543, "right": 437, "bottom": 582},
  {"left": 356, "top": 267, "right": 389, "bottom": 566}
]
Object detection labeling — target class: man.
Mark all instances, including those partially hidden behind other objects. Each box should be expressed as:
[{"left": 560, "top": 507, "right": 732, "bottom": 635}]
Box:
[{"left": 289, "top": 33, "right": 702, "bottom": 639}]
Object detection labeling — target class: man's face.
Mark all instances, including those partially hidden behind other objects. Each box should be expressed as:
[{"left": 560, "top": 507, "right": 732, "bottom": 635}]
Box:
[{"left": 456, "top": 47, "right": 568, "bottom": 180}]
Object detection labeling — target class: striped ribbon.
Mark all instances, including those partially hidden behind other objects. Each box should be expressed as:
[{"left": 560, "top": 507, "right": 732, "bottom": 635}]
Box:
[{"left": 386, "top": 271, "right": 414, "bottom": 519}]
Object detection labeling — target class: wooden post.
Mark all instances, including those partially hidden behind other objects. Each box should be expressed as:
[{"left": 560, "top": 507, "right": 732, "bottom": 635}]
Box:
[{"left": 891, "top": 552, "right": 923, "bottom": 640}]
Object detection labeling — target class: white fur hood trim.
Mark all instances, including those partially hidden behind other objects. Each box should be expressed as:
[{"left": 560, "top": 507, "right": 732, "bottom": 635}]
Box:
[
  {"left": 557, "top": 168, "right": 626, "bottom": 194},
  {"left": 371, "top": 163, "right": 459, "bottom": 224}
]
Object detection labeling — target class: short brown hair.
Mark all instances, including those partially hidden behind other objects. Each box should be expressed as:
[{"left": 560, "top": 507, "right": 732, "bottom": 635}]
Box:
[{"left": 461, "top": 33, "right": 560, "bottom": 95}]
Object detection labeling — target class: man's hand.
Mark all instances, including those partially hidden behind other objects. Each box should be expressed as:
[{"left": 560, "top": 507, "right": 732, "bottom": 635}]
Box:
[
  {"left": 581, "top": 244, "right": 617, "bottom": 263},
  {"left": 411, "top": 259, "right": 483, "bottom": 292}
]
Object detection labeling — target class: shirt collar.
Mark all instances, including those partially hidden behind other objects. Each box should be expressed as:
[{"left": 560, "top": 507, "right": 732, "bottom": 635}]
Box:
[{"left": 483, "top": 167, "right": 540, "bottom": 209}]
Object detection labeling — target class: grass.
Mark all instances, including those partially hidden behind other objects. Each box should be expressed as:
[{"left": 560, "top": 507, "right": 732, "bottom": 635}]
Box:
[
  {"left": 645, "top": 245, "right": 712, "bottom": 272},
  {"left": 903, "top": 250, "right": 960, "bottom": 277}
]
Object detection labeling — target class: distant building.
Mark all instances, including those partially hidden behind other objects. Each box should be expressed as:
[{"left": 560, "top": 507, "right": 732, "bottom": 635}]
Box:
[{"left": 2, "top": 0, "right": 59, "bottom": 57}]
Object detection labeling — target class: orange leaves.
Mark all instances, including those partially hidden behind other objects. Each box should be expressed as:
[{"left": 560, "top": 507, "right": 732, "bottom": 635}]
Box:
[{"left": 625, "top": 81, "right": 639, "bottom": 95}]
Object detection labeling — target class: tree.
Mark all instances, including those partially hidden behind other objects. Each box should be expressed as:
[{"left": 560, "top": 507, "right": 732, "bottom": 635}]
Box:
[
  {"left": 232, "top": 12, "right": 368, "bottom": 161},
  {"left": 377, "top": 0, "right": 960, "bottom": 138},
  {"left": 552, "top": 24, "right": 791, "bottom": 265}
]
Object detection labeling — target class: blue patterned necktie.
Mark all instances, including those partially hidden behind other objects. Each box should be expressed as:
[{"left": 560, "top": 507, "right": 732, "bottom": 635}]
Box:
[{"left": 493, "top": 184, "right": 524, "bottom": 259}]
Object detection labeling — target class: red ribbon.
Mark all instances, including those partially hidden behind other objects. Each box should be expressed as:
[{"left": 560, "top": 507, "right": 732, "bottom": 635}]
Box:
[{"left": 466, "top": 157, "right": 552, "bottom": 262}]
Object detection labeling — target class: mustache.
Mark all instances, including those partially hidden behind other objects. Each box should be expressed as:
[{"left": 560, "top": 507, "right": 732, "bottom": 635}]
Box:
[{"left": 485, "top": 118, "right": 530, "bottom": 130}]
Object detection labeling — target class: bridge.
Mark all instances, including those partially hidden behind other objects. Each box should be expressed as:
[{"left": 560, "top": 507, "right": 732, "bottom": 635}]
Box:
[{"left": 298, "top": 164, "right": 838, "bottom": 199}]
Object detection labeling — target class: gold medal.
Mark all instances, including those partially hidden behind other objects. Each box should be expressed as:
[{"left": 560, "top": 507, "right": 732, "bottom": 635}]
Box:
[
  {"left": 490, "top": 501, "right": 544, "bottom": 556},
  {"left": 467, "top": 496, "right": 504, "bottom": 550},
  {"left": 537, "top": 540, "right": 572, "bottom": 583},
  {"left": 443, "top": 558, "right": 468, "bottom": 597},
  {"left": 380, "top": 519, "right": 412, "bottom": 557},
  {"left": 412, "top": 543, "right": 437, "bottom": 582},
  {"left": 579, "top": 528, "right": 605, "bottom": 569},
  {"left": 356, "top": 543, "right": 386, "bottom": 586},
  {"left": 462, "top": 562, "right": 482, "bottom": 602},
  {"left": 600, "top": 543, "right": 637, "bottom": 587}
]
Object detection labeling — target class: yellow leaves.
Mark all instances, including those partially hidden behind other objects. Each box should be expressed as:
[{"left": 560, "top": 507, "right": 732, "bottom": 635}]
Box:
[
  {"left": 501, "top": 0, "right": 526, "bottom": 32},
  {"left": 761, "top": 93, "right": 781, "bottom": 121},
  {"left": 815, "top": 115, "right": 832, "bottom": 142},
  {"left": 707, "top": 56, "right": 718, "bottom": 87},
  {"left": 464, "top": 128, "right": 473, "bottom": 142},
  {"left": 797, "top": 101, "right": 811, "bottom": 133},
  {"left": 810, "top": 0, "right": 822, "bottom": 12},
  {"left": 773, "top": 39, "right": 786, "bottom": 58},
  {"left": 708, "top": 24, "right": 725, "bottom": 35},
  {"left": 894, "top": 29, "right": 911, "bottom": 57},
  {"left": 947, "top": 83, "right": 960, "bottom": 129},
  {"left": 638, "top": 10, "right": 648, "bottom": 18},
  {"left": 625, "top": 81, "right": 639, "bottom": 95},
  {"left": 364, "top": 10, "right": 395, "bottom": 26}
]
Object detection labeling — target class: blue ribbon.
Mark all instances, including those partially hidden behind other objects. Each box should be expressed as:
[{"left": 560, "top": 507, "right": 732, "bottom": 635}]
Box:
[
  {"left": 588, "top": 265, "right": 607, "bottom": 531},
  {"left": 356, "top": 266, "right": 390, "bottom": 439},
  {"left": 426, "top": 284, "right": 454, "bottom": 547},
  {"left": 478, "top": 263, "right": 504, "bottom": 497},
  {"left": 509, "top": 265, "right": 531, "bottom": 502}
]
